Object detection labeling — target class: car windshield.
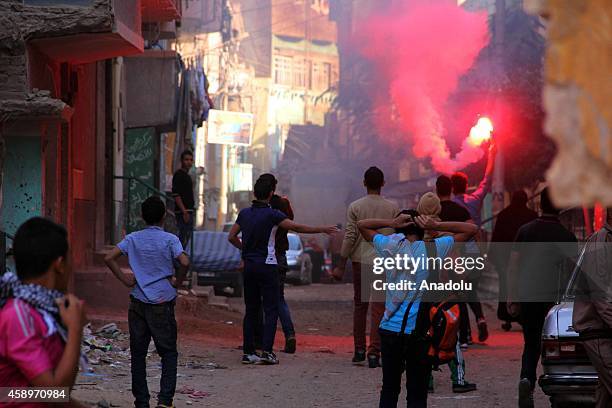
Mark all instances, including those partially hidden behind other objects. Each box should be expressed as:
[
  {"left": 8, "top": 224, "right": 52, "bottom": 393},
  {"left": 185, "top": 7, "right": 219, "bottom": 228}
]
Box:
[
  {"left": 563, "top": 245, "right": 587, "bottom": 301},
  {"left": 288, "top": 234, "right": 301, "bottom": 251}
]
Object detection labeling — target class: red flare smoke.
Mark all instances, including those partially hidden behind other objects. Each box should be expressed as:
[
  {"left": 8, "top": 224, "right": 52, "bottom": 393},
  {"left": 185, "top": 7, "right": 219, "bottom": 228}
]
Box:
[{"left": 356, "top": 0, "right": 490, "bottom": 173}]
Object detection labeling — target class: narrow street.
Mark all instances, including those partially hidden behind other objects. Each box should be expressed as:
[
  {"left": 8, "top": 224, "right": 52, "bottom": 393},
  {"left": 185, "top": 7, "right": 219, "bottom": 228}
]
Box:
[{"left": 73, "top": 284, "right": 548, "bottom": 407}]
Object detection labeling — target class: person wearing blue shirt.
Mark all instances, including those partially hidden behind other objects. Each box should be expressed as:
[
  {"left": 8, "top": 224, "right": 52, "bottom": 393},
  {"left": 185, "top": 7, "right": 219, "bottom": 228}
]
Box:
[
  {"left": 105, "top": 196, "right": 190, "bottom": 408},
  {"left": 228, "top": 178, "right": 338, "bottom": 365},
  {"left": 357, "top": 210, "right": 477, "bottom": 408}
]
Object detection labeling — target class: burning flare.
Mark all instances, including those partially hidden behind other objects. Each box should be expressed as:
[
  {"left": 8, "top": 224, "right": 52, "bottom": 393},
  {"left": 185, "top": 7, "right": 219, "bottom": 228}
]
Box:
[{"left": 468, "top": 117, "right": 493, "bottom": 146}]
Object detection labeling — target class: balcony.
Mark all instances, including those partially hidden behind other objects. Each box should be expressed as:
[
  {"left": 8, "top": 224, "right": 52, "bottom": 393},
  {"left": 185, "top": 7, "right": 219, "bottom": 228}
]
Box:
[
  {"left": 124, "top": 50, "right": 179, "bottom": 129},
  {"left": 27, "top": 0, "right": 144, "bottom": 64},
  {"left": 141, "top": 0, "right": 181, "bottom": 23}
]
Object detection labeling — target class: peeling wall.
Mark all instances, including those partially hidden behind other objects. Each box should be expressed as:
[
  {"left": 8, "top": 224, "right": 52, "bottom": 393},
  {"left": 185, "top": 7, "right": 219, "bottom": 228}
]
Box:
[{"left": 1, "top": 134, "right": 42, "bottom": 235}]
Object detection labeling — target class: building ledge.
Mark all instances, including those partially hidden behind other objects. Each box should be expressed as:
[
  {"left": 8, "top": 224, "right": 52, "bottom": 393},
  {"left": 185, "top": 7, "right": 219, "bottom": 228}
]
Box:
[{"left": 0, "top": 91, "right": 73, "bottom": 122}]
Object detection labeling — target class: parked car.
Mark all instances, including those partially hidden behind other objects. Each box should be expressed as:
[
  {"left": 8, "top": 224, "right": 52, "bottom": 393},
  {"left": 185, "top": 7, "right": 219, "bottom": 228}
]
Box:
[
  {"left": 286, "top": 233, "right": 312, "bottom": 285},
  {"left": 188, "top": 231, "right": 243, "bottom": 297},
  {"left": 539, "top": 246, "right": 598, "bottom": 407}
]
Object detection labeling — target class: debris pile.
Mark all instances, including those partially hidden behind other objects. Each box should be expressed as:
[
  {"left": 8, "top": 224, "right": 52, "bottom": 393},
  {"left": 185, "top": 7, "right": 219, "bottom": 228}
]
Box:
[{"left": 82, "top": 323, "right": 130, "bottom": 368}]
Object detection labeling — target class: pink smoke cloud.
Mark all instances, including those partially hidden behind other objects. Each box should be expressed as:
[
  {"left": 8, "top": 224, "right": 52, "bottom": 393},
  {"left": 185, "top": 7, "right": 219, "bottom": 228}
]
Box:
[{"left": 356, "top": 0, "right": 490, "bottom": 174}]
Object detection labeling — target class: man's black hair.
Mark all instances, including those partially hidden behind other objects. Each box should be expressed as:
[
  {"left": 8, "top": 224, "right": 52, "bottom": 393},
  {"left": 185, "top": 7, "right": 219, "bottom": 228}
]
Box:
[
  {"left": 142, "top": 196, "right": 166, "bottom": 225},
  {"left": 540, "top": 187, "right": 560, "bottom": 215},
  {"left": 396, "top": 209, "right": 424, "bottom": 240},
  {"left": 254, "top": 178, "right": 274, "bottom": 200},
  {"left": 511, "top": 190, "right": 529, "bottom": 207},
  {"left": 13, "top": 217, "right": 68, "bottom": 280},
  {"left": 181, "top": 149, "right": 194, "bottom": 160},
  {"left": 364, "top": 166, "right": 384, "bottom": 190},
  {"left": 451, "top": 172, "right": 468, "bottom": 195},
  {"left": 258, "top": 173, "right": 278, "bottom": 190},
  {"left": 436, "top": 175, "right": 452, "bottom": 197}
]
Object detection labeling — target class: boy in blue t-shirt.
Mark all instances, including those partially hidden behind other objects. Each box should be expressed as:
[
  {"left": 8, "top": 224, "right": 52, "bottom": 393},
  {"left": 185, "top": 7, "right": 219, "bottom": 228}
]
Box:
[
  {"left": 357, "top": 210, "right": 477, "bottom": 408},
  {"left": 228, "top": 178, "right": 337, "bottom": 365},
  {"left": 105, "top": 196, "right": 190, "bottom": 408}
]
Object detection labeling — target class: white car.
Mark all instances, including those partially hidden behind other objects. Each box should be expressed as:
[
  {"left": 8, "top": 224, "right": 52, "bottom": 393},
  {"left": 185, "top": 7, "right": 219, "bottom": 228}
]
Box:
[
  {"left": 285, "top": 233, "right": 312, "bottom": 285},
  {"left": 539, "top": 247, "right": 598, "bottom": 407}
]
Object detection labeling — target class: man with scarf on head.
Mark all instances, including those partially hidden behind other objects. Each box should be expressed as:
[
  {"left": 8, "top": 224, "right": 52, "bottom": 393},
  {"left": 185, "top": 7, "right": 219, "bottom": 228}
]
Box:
[{"left": 0, "top": 217, "right": 87, "bottom": 406}]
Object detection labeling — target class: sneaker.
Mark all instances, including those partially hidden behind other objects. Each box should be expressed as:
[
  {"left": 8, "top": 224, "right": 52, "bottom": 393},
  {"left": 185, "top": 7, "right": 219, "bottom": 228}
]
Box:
[
  {"left": 501, "top": 321, "right": 512, "bottom": 332},
  {"left": 284, "top": 336, "right": 296, "bottom": 354},
  {"left": 257, "top": 351, "right": 279, "bottom": 365},
  {"left": 459, "top": 343, "right": 469, "bottom": 350},
  {"left": 477, "top": 318, "right": 489, "bottom": 342},
  {"left": 452, "top": 382, "right": 477, "bottom": 393},
  {"left": 242, "top": 353, "right": 261, "bottom": 364},
  {"left": 155, "top": 405, "right": 175, "bottom": 408},
  {"left": 367, "top": 354, "right": 380, "bottom": 368},
  {"left": 352, "top": 350, "right": 366, "bottom": 364},
  {"left": 518, "top": 378, "right": 534, "bottom": 408}
]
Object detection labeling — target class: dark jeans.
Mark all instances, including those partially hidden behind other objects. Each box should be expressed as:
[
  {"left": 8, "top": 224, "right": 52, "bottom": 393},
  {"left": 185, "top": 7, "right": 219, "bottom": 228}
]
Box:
[
  {"left": 176, "top": 212, "right": 193, "bottom": 249},
  {"left": 253, "top": 262, "right": 295, "bottom": 346},
  {"left": 583, "top": 338, "right": 612, "bottom": 408},
  {"left": 278, "top": 263, "right": 295, "bottom": 337},
  {"left": 128, "top": 297, "right": 178, "bottom": 408},
  {"left": 519, "top": 302, "right": 554, "bottom": 388},
  {"left": 353, "top": 262, "right": 385, "bottom": 356},
  {"left": 458, "top": 279, "right": 485, "bottom": 343},
  {"left": 380, "top": 330, "right": 432, "bottom": 408},
  {"left": 243, "top": 260, "right": 280, "bottom": 353}
]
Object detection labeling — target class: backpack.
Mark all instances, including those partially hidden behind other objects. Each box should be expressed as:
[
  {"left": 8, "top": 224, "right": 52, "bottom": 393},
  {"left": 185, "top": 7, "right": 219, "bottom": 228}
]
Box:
[
  {"left": 396, "top": 240, "right": 461, "bottom": 368},
  {"left": 419, "top": 242, "right": 460, "bottom": 368},
  {"left": 425, "top": 299, "right": 461, "bottom": 367}
]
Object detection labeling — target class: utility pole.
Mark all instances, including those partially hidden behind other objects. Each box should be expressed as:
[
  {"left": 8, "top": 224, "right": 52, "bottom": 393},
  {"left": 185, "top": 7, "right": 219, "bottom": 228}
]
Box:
[
  {"left": 304, "top": 0, "right": 310, "bottom": 123},
  {"left": 492, "top": 0, "right": 506, "bottom": 218}
]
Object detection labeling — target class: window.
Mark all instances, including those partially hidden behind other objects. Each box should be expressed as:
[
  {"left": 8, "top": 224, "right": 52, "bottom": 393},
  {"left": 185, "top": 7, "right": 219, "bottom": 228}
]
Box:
[
  {"left": 293, "top": 58, "right": 310, "bottom": 88},
  {"left": 288, "top": 234, "right": 302, "bottom": 251},
  {"left": 312, "top": 61, "right": 331, "bottom": 90},
  {"left": 273, "top": 56, "right": 292, "bottom": 86}
]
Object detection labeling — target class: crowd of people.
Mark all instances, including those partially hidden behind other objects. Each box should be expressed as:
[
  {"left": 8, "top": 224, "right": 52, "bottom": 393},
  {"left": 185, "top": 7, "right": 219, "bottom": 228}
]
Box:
[{"left": 0, "top": 142, "right": 611, "bottom": 408}]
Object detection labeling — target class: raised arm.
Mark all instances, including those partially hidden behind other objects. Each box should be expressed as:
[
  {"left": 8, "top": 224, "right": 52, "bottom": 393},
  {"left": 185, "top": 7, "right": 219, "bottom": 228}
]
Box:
[
  {"left": 357, "top": 214, "right": 412, "bottom": 242},
  {"left": 415, "top": 215, "right": 478, "bottom": 242},
  {"left": 471, "top": 143, "right": 497, "bottom": 203},
  {"left": 279, "top": 219, "right": 338, "bottom": 235}
]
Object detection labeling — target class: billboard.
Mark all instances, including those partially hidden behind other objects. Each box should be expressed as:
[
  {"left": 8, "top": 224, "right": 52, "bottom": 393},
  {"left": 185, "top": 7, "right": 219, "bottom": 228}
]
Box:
[{"left": 207, "top": 110, "right": 254, "bottom": 146}]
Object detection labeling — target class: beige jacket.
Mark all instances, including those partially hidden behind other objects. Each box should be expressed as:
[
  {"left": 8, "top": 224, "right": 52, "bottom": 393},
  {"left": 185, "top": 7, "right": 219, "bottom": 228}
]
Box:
[
  {"left": 340, "top": 194, "right": 399, "bottom": 265},
  {"left": 572, "top": 224, "right": 612, "bottom": 337}
]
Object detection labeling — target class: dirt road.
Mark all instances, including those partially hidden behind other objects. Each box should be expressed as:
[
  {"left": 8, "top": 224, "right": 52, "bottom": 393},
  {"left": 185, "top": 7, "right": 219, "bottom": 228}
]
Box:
[{"left": 72, "top": 284, "right": 550, "bottom": 407}]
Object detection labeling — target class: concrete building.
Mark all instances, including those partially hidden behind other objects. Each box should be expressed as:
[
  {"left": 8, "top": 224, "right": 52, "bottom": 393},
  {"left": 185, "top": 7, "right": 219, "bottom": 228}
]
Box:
[
  {"left": 0, "top": 0, "right": 145, "bottom": 272},
  {"left": 0, "top": 0, "right": 185, "bottom": 303},
  {"left": 237, "top": 0, "right": 339, "bottom": 181}
]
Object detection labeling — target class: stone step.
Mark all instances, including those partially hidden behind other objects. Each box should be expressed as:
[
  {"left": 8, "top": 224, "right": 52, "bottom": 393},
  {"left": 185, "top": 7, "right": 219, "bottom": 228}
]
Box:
[{"left": 74, "top": 269, "right": 230, "bottom": 314}]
